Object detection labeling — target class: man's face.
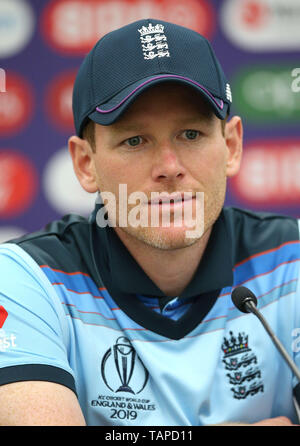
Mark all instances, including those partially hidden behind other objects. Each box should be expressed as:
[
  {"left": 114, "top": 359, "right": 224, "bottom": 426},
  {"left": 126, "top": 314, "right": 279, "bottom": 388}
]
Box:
[{"left": 87, "top": 83, "right": 242, "bottom": 250}]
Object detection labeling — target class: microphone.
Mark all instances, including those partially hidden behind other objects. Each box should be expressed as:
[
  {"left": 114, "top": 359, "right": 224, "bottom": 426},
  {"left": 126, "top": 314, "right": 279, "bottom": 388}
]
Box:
[
  {"left": 231, "top": 286, "right": 300, "bottom": 418},
  {"left": 231, "top": 286, "right": 258, "bottom": 314}
]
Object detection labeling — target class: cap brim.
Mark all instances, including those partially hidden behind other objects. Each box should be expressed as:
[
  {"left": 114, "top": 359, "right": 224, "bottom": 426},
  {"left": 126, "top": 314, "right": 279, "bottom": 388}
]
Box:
[{"left": 88, "top": 75, "right": 229, "bottom": 127}]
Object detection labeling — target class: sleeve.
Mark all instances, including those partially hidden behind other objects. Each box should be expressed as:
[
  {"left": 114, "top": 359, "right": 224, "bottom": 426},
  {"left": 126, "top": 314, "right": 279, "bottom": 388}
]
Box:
[
  {"left": 292, "top": 219, "right": 300, "bottom": 416},
  {"left": 0, "top": 243, "right": 76, "bottom": 394}
]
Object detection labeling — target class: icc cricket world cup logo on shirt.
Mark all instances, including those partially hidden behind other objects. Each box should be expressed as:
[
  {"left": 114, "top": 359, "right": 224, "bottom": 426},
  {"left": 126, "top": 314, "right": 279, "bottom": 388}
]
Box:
[{"left": 101, "top": 337, "right": 149, "bottom": 394}]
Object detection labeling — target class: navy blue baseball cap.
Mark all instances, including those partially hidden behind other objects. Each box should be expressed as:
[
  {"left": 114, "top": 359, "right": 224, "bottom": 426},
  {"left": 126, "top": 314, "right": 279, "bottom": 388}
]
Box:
[{"left": 73, "top": 18, "right": 232, "bottom": 137}]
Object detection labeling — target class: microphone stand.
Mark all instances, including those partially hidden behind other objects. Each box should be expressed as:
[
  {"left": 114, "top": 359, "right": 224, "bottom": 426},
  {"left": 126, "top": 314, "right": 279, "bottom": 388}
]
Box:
[
  {"left": 246, "top": 300, "right": 300, "bottom": 422},
  {"left": 246, "top": 300, "right": 300, "bottom": 382}
]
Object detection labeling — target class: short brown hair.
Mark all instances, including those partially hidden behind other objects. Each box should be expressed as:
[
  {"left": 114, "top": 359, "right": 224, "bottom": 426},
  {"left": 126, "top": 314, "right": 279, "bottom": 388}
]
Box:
[
  {"left": 221, "top": 115, "right": 228, "bottom": 136},
  {"left": 82, "top": 119, "right": 96, "bottom": 152}
]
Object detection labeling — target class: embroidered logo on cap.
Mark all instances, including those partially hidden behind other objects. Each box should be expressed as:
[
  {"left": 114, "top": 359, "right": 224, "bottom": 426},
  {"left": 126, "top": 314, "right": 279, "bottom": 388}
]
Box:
[
  {"left": 138, "top": 23, "right": 170, "bottom": 60},
  {"left": 226, "top": 83, "right": 232, "bottom": 102}
]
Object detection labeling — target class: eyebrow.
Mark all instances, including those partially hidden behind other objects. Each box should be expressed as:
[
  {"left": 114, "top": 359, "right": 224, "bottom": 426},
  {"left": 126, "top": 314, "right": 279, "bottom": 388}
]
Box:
[
  {"left": 109, "top": 122, "right": 148, "bottom": 134},
  {"left": 178, "top": 114, "right": 214, "bottom": 126}
]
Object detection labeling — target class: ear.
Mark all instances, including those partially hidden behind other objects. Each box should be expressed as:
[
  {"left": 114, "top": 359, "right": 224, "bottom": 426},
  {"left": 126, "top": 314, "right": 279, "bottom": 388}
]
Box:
[
  {"left": 224, "top": 116, "right": 243, "bottom": 178},
  {"left": 68, "top": 135, "right": 98, "bottom": 193}
]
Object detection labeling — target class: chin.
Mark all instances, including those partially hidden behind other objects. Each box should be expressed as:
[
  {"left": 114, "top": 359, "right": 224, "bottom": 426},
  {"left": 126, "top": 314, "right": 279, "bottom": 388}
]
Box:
[{"left": 122, "top": 224, "right": 203, "bottom": 251}]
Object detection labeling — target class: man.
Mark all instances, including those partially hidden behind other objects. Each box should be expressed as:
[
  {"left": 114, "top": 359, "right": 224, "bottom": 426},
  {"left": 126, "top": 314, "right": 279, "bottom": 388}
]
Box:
[{"left": 0, "top": 19, "right": 299, "bottom": 426}]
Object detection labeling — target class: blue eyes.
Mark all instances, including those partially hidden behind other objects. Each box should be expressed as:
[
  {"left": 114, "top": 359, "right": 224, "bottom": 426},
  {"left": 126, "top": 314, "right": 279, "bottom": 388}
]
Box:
[
  {"left": 124, "top": 130, "right": 200, "bottom": 148},
  {"left": 126, "top": 136, "right": 142, "bottom": 147},
  {"left": 184, "top": 130, "right": 199, "bottom": 140}
]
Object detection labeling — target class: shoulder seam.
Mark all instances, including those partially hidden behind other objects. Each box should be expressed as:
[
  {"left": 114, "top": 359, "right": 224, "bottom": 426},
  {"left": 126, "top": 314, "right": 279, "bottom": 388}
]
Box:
[
  {"left": 228, "top": 206, "right": 296, "bottom": 222},
  {"left": 17, "top": 219, "right": 89, "bottom": 246},
  {"left": 234, "top": 239, "right": 300, "bottom": 269}
]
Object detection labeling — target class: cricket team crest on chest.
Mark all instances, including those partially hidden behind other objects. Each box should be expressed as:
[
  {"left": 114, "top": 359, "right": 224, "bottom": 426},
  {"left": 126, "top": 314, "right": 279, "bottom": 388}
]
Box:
[
  {"left": 138, "top": 23, "right": 170, "bottom": 60},
  {"left": 221, "top": 331, "right": 264, "bottom": 400}
]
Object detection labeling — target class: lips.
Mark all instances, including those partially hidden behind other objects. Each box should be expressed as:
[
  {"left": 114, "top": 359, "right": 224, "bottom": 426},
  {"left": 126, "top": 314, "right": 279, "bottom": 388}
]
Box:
[{"left": 148, "top": 193, "right": 194, "bottom": 205}]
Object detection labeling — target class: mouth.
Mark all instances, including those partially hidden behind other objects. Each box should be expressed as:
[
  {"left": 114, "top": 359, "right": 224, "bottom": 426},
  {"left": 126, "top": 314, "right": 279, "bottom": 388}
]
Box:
[{"left": 148, "top": 193, "right": 195, "bottom": 206}]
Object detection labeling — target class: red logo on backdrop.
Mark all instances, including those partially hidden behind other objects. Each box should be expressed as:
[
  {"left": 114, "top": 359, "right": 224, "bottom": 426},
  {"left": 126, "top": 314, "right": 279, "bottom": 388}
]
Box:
[
  {"left": 0, "top": 306, "right": 8, "bottom": 329},
  {"left": 45, "top": 70, "right": 76, "bottom": 132},
  {"left": 241, "top": 0, "right": 270, "bottom": 28},
  {"left": 41, "top": 0, "right": 215, "bottom": 55},
  {"left": 229, "top": 140, "right": 300, "bottom": 208},
  {"left": 0, "top": 72, "right": 34, "bottom": 136},
  {"left": 0, "top": 151, "right": 38, "bottom": 218}
]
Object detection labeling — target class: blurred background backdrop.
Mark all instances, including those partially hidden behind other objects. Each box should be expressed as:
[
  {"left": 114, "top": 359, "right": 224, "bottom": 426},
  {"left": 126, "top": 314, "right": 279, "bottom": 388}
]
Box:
[{"left": 0, "top": 0, "right": 299, "bottom": 242}]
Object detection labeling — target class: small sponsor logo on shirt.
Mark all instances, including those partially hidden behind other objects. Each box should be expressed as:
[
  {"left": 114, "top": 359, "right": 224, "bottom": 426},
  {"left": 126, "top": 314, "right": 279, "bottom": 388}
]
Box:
[
  {"left": 0, "top": 329, "right": 17, "bottom": 352},
  {"left": 0, "top": 306, "right": 8, "bottom": 328}
]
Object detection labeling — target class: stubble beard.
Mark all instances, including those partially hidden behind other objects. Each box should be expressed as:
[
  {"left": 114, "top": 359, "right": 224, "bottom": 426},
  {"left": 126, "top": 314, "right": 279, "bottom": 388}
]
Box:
[
  {"left": 114, "top": 184, "right": 226, "bottom": 251},
  {"left": 117, "top": 223, "right": 199, "bottom": 251}
]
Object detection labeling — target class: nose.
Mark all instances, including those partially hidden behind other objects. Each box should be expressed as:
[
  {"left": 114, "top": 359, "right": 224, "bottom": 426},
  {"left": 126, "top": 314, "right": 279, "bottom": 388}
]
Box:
[{"left": 151, "top": 144, "right": 186, "bottom": 183}]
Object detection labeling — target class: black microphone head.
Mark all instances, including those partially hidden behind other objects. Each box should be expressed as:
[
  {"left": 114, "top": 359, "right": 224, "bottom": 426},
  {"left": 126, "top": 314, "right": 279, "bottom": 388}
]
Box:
[{"left": 231, "top": 286, "right": 258, "bottom": 313}]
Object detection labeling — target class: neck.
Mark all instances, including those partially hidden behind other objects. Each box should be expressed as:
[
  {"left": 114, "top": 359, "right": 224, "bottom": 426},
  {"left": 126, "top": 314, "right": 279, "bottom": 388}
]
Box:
[{"left": 114, "top": 227, "right": 212, "bottom": 297}]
